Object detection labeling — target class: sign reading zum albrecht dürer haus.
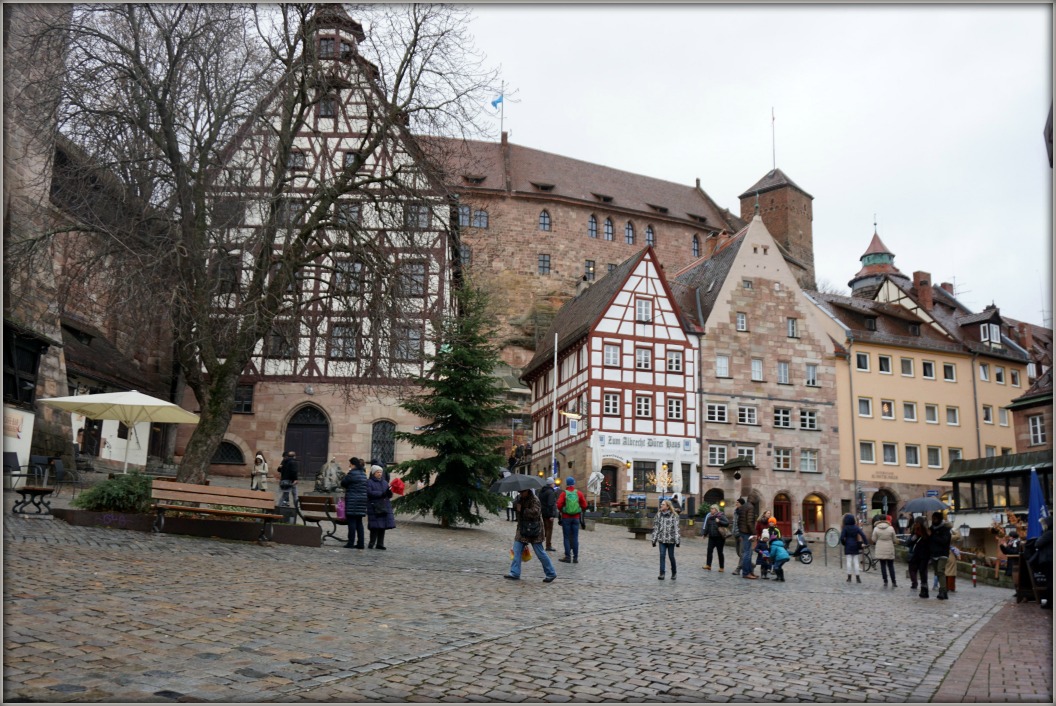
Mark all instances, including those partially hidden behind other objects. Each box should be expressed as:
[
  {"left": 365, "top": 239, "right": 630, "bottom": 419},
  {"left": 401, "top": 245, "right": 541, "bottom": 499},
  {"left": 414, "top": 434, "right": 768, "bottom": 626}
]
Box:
[{"left": 596, "top": 433, "right": 696, "bottom": 454}]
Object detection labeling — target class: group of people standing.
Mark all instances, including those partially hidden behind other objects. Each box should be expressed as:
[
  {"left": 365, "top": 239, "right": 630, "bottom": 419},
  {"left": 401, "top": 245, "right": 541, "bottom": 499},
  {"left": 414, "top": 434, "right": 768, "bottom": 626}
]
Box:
[
  {"left": 504, "top": 477, "right": 588, "bottom": 581},
  {"left": 339, "top": 457, "right": 396, "bottom": 550}
]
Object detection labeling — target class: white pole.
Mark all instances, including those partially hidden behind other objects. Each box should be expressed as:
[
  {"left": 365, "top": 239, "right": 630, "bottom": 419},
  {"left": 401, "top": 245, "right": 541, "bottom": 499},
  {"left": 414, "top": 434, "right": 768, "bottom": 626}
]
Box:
[
  {"left": 121, "top": 423, "right": 132, "bottom": 473},
  {"left": 550, "top": 331, "right": 558, "bottom": 480}
]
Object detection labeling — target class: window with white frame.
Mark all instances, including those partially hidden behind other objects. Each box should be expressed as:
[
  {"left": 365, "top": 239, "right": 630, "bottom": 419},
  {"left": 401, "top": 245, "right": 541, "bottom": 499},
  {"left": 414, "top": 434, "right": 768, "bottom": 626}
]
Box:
[
  {"left": 925, "top": 404, "right": 939, "bottom": 423},
  {"left": 995, "top": 366, "right": 1005, "bottom": 384},
  {"left": 603, "top": 393, "right": 619, "bottom": 416},
  {"left": 905, "top": 444, "right": 920, "bottom": 466},
  {"left": 1028, "top": 362, "right": 1038, "bottom": 380},
  {"left": 856, "top": 352, "right": 870, "bottom": 371},
  {"left": 667, "top": 397, "right": 684, "bottom": 420},
  {"left": 666, "top": 349, "right": 683, "bottom": 373},
  {"left": 998, "top": 408, "right": 1009, "bottom": 426},
  {"left": 736, "top": 447, "right": 756, "bottom": 465},
  {"left": 635, "top": 395, "right": 652, "bottom": 418},
  {"left": 800, "top": 449, "right": 818, "bottom": 473},
  {"left": 858, "top": 398, "right": 873, "bottom": 417},
  {"left": 1011, "top": 370, "right": 1021, "bottom": 386},
  {"left": 943, "top": 362, "right": 956, "bottom": 382},
  {"left": 708, "top": 444, "right": 727, "bottom": 466},
  {"left": 774, "top": 448, "right": 793, "bottom": 471},
  {"left": 986, "top": 445, "right": 997, "bottom": 457},
  {"left": 777, "top": 361, "right": 790, "bottom": 384},
  {"left": 635, "top": 348, "right": 652, "bottom": 370},
  {"left": 882, "top": 442, "right": 898, "bottom": 464},
  {"left": 979, "top": 363, "right": 990, "bottom": 381},
  {"left": 706, "top": 403, "right": 728, "bottom": 423},
  {"left": 636, "top": 299, "right": 652, "bottom": 323},
  {"left": 806, "top": 363, "right": 819, "bottom": 386},
  {"left": 903, "top": 402, "right": 917, "bottom": 421},
  {"left": 980, "top": 322, "right": 1001, "bottom": 343},
  {"left": 800, "top": 409, "right": 818, "bottom": 430},
  {"left": 878, "top": 355, "right": 892, "bottom": 374},
  {"left": 738, "top": 406, "right": 758, "bottom": 425},
  {"left": 922, "top": 360, "right": 935, "bottom": 379},
  {"left": 716, "top": 355, "right": 730, "bottom": 378},
  {"left": 604, "top": 344, "right": 620, "bottom": 367},
  {"left": 860, "top": 441, "right": 875, "bottom": 463},
  {"left": 901, "top": 358, "right": 914, "bottom": 376},
  {"left": 787, "top": 318, "right": 799, "bottom": 338},
  {"left": 982, "top": 405, "right": 993, "bottom": 424},
  {"left": 736, "top": 312, "right": 748, "bottom": 331},
  {"left": 1029, "top": 415, "right": 1047, "bottom": 445},
  {"left": 946, "top": 406, "right": 959, "bottom": 425},
  {"left": 927, "top": 446, "right": 942, "bottom": 468},
  {"left": 751, "top": 358, "right": 764, "bottom": 381},
  {"left": 774, "top": 407, "right": 792, "bottom": 428},
  {"left": 880, "top": 399, "right": 895, "bottom": 420}
]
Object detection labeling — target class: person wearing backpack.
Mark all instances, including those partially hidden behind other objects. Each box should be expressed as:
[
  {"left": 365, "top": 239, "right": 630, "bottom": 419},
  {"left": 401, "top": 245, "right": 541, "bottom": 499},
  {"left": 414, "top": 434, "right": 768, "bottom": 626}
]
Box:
[{"left": 556, "top": 477, "right": 587, "bottom": 564}]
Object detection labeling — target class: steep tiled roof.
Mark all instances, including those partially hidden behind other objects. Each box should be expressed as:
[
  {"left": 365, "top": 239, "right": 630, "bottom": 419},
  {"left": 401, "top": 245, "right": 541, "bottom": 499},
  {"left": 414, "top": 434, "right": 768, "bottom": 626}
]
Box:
[
  {"left": 420, "top": 136, "right": 745, "bottom": 232},
  {"left": 60, "top": 317, "right": 166, "bottom": 395},
  {"left": 738, "top": 167, "right": 813, "bottom": 200},
  {"left": 810, "top": 291, "right": 964, "bottom": 354},
  {"left": 1008, "top": 368, "right": 1052, "bottom": 410},
  {"left": 671, "top": 231, "right": 745, "bottom": 325},
  {"left": 521, "top": 249, "right": 649, "bottom": 382}
]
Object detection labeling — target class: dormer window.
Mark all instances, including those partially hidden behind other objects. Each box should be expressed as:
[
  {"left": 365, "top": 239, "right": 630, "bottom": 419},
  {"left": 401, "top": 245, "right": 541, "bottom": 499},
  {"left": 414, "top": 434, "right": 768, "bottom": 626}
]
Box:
[
  {"left": 462, "top": 175, "right": 486, "bottom": 185},
  {"left": 530, "top": 182, "right": 555, "bottom": 192},
  {"left": 687, "top": 213, "right": 708, "bottom": 224},
  {"left": 865, "top": 317, "right": 877, "bottom": 331},
  {"left": 908, "top": 323, "right": 921, "bottom": 336},
  {"left": 592, "top": 193, "right": 614, "bottom": 204},
  {"left": 646, "top": 203, "right": 669, "bottom": 214},
  {"left": 980, "top": 323, "right": 1001, "bottom": 344}
]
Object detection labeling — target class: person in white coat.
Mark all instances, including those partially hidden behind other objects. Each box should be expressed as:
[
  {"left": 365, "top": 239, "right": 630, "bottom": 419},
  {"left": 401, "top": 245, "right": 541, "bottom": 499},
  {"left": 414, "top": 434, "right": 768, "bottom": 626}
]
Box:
[{"left": 251, "top": 452, "right": 269, "bottom": 491}]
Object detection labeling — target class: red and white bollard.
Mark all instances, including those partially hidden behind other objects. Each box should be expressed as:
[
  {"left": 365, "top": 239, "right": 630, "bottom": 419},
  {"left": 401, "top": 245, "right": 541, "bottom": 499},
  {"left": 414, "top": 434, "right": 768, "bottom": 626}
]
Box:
[{"left": 972, "top": 559, "right": 977, "bottom": 587}]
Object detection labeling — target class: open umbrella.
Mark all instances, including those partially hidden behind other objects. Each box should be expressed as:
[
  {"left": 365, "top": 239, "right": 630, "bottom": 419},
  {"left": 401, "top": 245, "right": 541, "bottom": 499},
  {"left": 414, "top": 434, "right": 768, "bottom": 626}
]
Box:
[
  {"left": 901, "top": 496, "right": 949, "bottom": 515},
  {"left": 1026, "top": 467, "right": 1050, "bottom": 540},
  {"left": 38, "top": 390, "right": 200, "bottom": 472},
  {"left": 490, "top": 473, "right": 545, "bottom": 493}
]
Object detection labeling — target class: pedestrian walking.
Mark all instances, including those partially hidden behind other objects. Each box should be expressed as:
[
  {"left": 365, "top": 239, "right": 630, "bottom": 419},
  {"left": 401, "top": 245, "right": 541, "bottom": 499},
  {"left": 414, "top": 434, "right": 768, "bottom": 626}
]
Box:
[
  {"left": 366, "top": 464, "right": 396, "bottom": 549},
  {"left": 538, "top": 477, "right": 559, "bottom": 551},
  {"left": 905, "top": 516, "right": 931, "bottom": 595},
  {"left": 928, "top": 511, "right": 952, "bottom": 600},
  {"left": 651, "top": 499, "right": 681, "bottom": 580},
  {"left": 840, "top": 513, "right": 868, "bottom": 583},
  {"left": 251, "top": 451, "right": 269, "bottom": 491},
  {"left": 504, "top": 488, "right": 557, "bottom": 582},
  {"left": 702, "top": 504, "right": 730, "bottom": 571},
  {"left": 871, "top": 514, "right": 898, "bottom": 588},
  {"left": 556, "top": 477, "right": 587, "bottom": 564},
  {"left": 277, "top": 451, "right": 299, "bottom": 508},
  {"left": 340, "top": 457, "right": 368, "bottom": 549},
  {"left": 734, "top": 497, "right": 758, "bottom": 579}
]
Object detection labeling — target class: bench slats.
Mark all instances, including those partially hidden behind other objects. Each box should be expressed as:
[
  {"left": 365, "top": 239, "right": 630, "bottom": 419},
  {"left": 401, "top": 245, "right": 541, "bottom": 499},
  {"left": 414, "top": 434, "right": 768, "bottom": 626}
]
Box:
[
  {"left": 151, "top": 487, "right": 275, "bottom": 511},
  {"left": 154, "top": 504, "right": 282, "bottom": 520}
]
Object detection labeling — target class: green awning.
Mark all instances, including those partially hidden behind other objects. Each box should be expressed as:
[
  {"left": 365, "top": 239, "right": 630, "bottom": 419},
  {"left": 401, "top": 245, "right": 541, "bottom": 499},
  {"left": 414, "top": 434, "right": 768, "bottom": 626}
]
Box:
[{"left": 938, "top": 450, "right": 1053, "bottom": 481}]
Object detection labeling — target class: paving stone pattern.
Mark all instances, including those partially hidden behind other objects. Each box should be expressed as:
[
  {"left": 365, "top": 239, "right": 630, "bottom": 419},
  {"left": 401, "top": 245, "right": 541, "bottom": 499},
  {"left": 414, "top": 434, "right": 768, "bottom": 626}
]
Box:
[{"left": 3, "top": 496, "right": 1052, "bottom": 703}]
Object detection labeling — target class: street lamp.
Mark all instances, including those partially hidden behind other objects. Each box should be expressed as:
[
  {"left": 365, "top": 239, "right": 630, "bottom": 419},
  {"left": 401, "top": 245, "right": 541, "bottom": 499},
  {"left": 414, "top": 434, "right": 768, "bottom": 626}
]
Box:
[
  {"left": 898, "top": 516, "right": 909, "bottom": 533},
  {"left": 958, "top": 523, "right": 971, "bottom": 541},
  {"left": 947, "top": 512, "right": 955, "bottom": 526}
]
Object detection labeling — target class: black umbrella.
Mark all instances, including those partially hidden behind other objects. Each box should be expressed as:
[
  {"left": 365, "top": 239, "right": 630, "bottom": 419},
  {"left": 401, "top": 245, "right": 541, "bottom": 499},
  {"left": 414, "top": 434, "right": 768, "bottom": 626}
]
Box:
[
  {"left": 901, "top": 496, "right": 949, "bottom": 514},
  {"left": 489, "top": 474, "right": 545, "bottom": 493}
]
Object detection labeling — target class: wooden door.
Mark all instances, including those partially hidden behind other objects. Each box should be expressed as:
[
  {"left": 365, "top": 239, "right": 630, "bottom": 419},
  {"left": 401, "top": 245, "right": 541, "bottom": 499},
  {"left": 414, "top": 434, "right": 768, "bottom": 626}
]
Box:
[{"left": 600, "top": 466, "right": 617, "bottom": 505}]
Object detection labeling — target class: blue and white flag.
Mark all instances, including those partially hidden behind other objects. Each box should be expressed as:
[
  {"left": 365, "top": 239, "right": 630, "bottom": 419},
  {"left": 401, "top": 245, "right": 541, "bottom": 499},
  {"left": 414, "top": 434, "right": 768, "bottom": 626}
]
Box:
[{"left": 491, "top": 94, "right": 503, "bottom": 109}]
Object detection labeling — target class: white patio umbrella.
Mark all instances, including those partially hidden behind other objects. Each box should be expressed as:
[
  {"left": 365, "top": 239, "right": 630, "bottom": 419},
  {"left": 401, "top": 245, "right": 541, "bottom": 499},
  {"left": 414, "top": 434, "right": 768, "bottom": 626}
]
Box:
[{"left": 38, "top": 390, "right": 200, "bottom": 472}]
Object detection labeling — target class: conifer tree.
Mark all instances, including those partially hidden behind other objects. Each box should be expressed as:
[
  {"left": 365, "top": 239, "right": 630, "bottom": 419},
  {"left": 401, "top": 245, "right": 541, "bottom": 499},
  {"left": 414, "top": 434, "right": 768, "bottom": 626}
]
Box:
[{"left": 393, "top": 285, "right": 514, "bottom": 528}]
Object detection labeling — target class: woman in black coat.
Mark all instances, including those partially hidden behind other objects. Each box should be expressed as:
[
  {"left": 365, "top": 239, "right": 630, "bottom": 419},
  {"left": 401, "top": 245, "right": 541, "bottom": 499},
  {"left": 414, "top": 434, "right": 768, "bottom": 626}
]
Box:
[
  {"left": 340, "top": 457, "right": 369, "bottom": 549},
  {"left": 366, "top": 465, "right": 396, "bottom": 549}
]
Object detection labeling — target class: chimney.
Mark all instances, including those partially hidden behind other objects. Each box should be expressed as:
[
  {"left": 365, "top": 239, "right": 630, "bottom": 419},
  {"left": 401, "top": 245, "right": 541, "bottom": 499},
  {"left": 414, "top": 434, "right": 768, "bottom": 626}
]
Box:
[
  {"left": 940, "top": 282, "right": 954, "bottom": 294},
  {"left": 913, "top": 271, "right": 933, "bottom": 311},
  {"left": 1015, "top": 322, "right": 1034, "bottom": 352}
]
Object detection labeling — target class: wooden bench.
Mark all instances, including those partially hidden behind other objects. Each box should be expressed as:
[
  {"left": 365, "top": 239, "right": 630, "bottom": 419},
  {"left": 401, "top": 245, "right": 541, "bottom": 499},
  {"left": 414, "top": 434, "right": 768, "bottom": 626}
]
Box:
[
  {"left": 628, "top": 526, "right": 652, "bottom": 540},
  {"left": 151, "top": 480, "right": 283, "bottom": 541},
  {"left": 298, "top": 495, "right": 346, "bottom": 543}
]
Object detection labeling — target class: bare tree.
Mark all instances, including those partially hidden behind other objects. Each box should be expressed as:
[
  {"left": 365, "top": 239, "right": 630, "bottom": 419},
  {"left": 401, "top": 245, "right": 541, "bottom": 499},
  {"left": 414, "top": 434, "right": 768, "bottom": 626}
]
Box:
[{"left": 10, "top": 4, "right": 498, "bottom": 482}]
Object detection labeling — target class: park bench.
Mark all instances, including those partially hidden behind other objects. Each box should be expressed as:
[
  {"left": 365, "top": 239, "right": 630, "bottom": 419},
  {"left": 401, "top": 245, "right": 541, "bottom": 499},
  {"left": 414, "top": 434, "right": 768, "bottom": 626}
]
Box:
[
  {"left": 298, "top": 494, "right": 347, "bottom": 543},
  {"left": 151, "top": 480, "right": 283, "bottom": 541}
]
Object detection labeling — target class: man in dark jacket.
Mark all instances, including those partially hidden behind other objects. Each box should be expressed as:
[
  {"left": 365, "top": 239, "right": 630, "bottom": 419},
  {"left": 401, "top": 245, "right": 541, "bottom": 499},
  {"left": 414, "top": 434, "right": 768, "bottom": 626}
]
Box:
[
  {"left": 538, "top": 478, "right": 559, "bottom": 552},
  {"left": 734, "top": 497, "right": 758, "bottom": 578},
  {"left": 340, "top": 457, "right": 369, "bottom": 549},
  {"left": 928, "top": 512, "right": 953, "bottom": 600},
  {"left": 277, "top": 451, "right": 300, "bottom": 508}
]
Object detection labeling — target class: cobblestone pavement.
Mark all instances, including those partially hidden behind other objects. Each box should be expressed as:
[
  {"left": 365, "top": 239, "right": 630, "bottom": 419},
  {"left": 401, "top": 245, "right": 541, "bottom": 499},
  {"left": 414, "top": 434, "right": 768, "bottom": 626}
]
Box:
[{"left": 3, "top": 489, "right": 1052, "bottom": 703}]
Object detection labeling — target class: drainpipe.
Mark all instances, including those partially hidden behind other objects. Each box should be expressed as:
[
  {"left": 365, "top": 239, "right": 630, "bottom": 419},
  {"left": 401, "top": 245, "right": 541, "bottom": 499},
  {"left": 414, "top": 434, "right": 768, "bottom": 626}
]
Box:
[
  {"left": 846, "top": 335, "right": 861, "bottom": 522},
  {"left": 549, "top": 332, "right": 558, "bottom": 480},
  {"left": 695, "top": 287, "right": 706, "bottom": 512},
  {"left": 970, "top": 351, "right": 982, "bottom": 457}
]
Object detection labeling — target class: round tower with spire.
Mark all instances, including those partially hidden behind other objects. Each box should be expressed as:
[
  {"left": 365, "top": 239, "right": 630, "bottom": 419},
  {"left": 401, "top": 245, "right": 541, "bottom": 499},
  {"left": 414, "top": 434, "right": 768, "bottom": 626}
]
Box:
[{"left": 847, "top": 227, "right": 909, "bottom": 298}]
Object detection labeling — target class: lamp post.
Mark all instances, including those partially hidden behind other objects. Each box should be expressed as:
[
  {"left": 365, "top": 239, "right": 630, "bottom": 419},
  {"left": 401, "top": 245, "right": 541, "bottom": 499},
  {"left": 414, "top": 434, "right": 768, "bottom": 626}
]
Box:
[{"left": 958, "top": 523, "right": 973, "bottom": 587}]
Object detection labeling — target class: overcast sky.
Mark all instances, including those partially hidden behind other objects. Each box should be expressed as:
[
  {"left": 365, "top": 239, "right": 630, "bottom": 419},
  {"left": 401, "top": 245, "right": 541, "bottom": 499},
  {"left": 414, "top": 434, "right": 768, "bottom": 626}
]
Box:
[{"left": 464, "top": 3, "right": 1053, "bottom": 326}]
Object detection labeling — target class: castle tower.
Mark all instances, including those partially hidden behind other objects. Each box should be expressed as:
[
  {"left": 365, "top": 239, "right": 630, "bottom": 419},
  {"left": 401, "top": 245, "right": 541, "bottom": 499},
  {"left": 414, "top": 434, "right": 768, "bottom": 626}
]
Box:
[
  {"left": 739, "top": 168, "right": 815, "bottom": 289},
  {"left": 847, "top": 229, "right": 909, "bottom": 298}
]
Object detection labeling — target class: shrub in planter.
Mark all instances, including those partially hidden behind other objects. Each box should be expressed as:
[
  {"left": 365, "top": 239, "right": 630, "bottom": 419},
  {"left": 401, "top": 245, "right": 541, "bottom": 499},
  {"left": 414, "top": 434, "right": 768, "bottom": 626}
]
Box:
[{"left": 72, "top": 471, "right": 152, "bottom": 514}]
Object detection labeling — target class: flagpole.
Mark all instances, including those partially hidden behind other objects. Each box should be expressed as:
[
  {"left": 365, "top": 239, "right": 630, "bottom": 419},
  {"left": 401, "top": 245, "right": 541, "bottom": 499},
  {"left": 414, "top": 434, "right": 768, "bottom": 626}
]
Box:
[
  {"left": 500, "top": 80, "right": 505, "bottom": 135},
  {"left": 771, "top": 106, "right": 776, "bottom": 171}
]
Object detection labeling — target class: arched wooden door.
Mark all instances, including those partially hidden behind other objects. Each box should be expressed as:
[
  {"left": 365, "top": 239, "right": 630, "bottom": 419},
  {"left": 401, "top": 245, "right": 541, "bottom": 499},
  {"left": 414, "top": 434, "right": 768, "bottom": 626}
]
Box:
[
  {"left": 773, "top": 493, "right": 792, "bottom": 538},
  {"left": 600, "top": 465, "right": 618, "bottom": 505},
  {"left": 283, "top": 405, "right": 329, "bottom": 479}
]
